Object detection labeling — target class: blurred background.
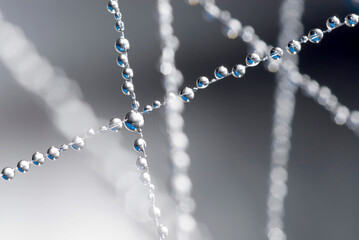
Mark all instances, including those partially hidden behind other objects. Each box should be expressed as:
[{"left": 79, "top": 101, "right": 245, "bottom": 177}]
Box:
[{"left": 0, "top": 0, "right": 358, "bottom": 240}]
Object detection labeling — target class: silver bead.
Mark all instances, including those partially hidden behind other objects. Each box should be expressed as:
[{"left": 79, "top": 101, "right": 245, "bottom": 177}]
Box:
[
  {"left": 179, "top": 87, "right": 195, "bottom": 103},
  {"left": 245, "top": 53, "right": 261, "bottom": 67},
  {"left": 308, "top": 28, "right": 324, "bottom": 44},
  {"left": 99, "top": 126, "right": 108, "bottom": 133},
  {"left": 87, "top": 128, "right": 96, "bottom": 137},
  {"left": 149, "top": 184, "right": 155, "bottom": 191},
  {"left": 117, "top": 54, "right": 128, "bottom": 67},
  {"left": 107, "top": 1, "right": 119, "bottom": 14},
  {"left": 17, "top": 160, "right": 30, "bottom": 173},
  {"left": 165, "top": 92, "right": 177, "bottom": 103},
  {"left": 114, "top": 11, "right": 122, "bottom": 20},
  {"left": 214, "top": 65, "right": 229, "bottom": 79},
  {"left": 286, "top": 40, "right": 301, "bottom": 55},
  {"left": 2, "top": 167, "right": 15, "bottom": 181},
  {"left": 32, "top": 152, "right": 45, "bottom": 165},
  {"left": 270, "top": 47, "right": 283, "bottom": 60},
  {"left": 109, "top": 118, "right": 123, "bottom": 132},
  {"left": 71, "top": 136, "right": 85, "bottom": 151},
  {"left": 47, "top": 146, "right": 60, "bottom": 160},
  {"left": 121, "top": 81, "right": 134, "bottom": 95},
  {"left": 345, "top": 13, "right": 359, "bottom": 27},
  {"left": 132, "top": 100, "right": 140, "bottom": 110},
  {"left": 144, "top": 105, "right": 153, "bottom": 114},
  {"left": 122, "top": 67, "right": 134, "bottom": 80},
  {"left": 157, "top": 224, "right": 169, "bottom": 239},
  {"left": 60, "top": 144, "right": 69, "bottom": 151},
  {"left": 152, "top": 100, "right": 161, "bottom": 109},
  {"left": 115, "top": 20, "right": 125, "bottom": 32},
  {"left": 149, "top": 206, "right": 161, "bottom": 219},
  {"left": 124, "top": 110, "right": 145, "bottom": 132},
  {"left": 326, "top": 16, "right": 341, "bottom": 30},
  {"left": 134, "top": 138, "right": 147, "bottom": 152},
  {"left": 140, "top": 172, "right": 151, "bottom": 185},
  {"left": 300, "top": 36, "right": 309, "bottom": 43},
  {"left": 196, "top": 76, "right": 210, "bottom": 89},
  {"left": 232, "top": 64, "right": 246, "bottom": 78},
  {"left": 115, "top": 38, "right": 130, "bottom": 53},
  {"left": 136, "top": 157, "right": 148, "bottom": 170}
]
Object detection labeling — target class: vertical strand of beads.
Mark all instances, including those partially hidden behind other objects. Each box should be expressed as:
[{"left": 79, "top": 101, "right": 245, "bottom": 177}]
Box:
[
  {"left": 266, "top": 1, "right": 305, "bottom": 240},
  {"left": 157, "top": 0, "right": 200, "bottom": 239}
]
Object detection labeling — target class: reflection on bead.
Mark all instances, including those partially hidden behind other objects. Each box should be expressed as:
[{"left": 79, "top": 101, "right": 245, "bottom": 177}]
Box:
[
  {"left": 149, "top": 184, "right": 155, "bottom": 191},
  {"left": 87, "top": 128, "right": 95, "bottom": 137},
  {"left": 125, "top": 110, "right": 145, "bottom": 132},
  {"left": 308, "top": 28, "right": 324, "bottom": 43},
  {"left": 157, "top": 224, "right": 169, "bottom": 239},
  {"left": 179, "top": 87, "right": 195, "bottom": 103},
  {"left": 115, "top": 38, "right": 130, "bottom": 53},
  {"left": 149, "top": 206, "right": 161, "bottom": 219},
  {"left": 214, "top": 66, "right": 229, "bottom": 79},
  {"left": 300, "top": 36, "right": 308, "bottom": 43},
  {"left": 107, "top": 1, "right": 119, "bottom": 14},
  {"left": 165, "top": 92, "right": 177, "bottom": 103},
  {"left": 232, "top": 64, "right": 246, "bottom": 78},
  {"left": 132, "top": 101, "right": 140, "bottom": 110},
  {"left": 122, "top": 67, "right": 134, "bottom": 80},
  {"left": 286, "top": 40, "right": 301, "bottom": 55},
  {"left": 245, "top": 53, "right": 261, "bottom": 67},
  {"left": 115, "top": 21, "right": 125, "bottom": 32},
  {"left": 17, "top": 160, "right": 30, "bottom": 173},
  {"left": 152, "top": 100, "right": 161, "bottom": 109},
  {"left": 345, "top": 13, "right": 359, "bottom": 27},
  {"left": 99, "top": 126, "right": 108, "bottom": 133},
  {"left": 134, "top": 138, "right": 147, "bottom": 152},
  {"left": 32, "top": 152, "right": 45, "bottom": 166},
  {"left": 270, "top": 47, "right": 283, "bottom": 60},
  {"left": 144, "top": 105, "right": 153, "bottom": 114},
  {"left": 60, "top": 144, "right": 68, "bottom": 151},
  {"left": 136, "top": 157, "right": 148, "bottom": 170},
  {"left": 71, "top": 136, "right": 85, "bottom": 151},
  {"left": 47, "top": 146, "right": 60, "bottom": 160},
  {"left": 109, "top": 118, "right": 123, "bottom": 132},
  {"left": 140, "top": 171, "right": 151, "bottom": 185},
  {"left": 121, "top": 81, "right": 134, "bottom": 95},
  {"left": 147, "top": 192, "right": 155, "bottom": 203},
  {"left": 114, "top": 11, "right": 122, "bottom": 20},
  {"left": 196, "top": 76, "right": 210, "bottom": 89},
  {"left": 117, "top": 54, "right": 128, "bottom": 67},
  {"left": 2, "top": 167, "right": 15, "bottom": 181},
  {"left": 326, "top": 16, "right": 341, "bottom": 30}
]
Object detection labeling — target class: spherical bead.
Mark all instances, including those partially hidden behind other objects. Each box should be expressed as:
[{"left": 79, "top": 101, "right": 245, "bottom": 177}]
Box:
[
  {"left": 179, "top": 87, "right": 195, "bottom": 103},
  {"left": 152, "top": 100, "right": 161, "bottom": 109},
  {"left": 144, "top": 105, "right": 153, "bottom": 114},
  {"left": 115, "top": 38, "right": 130, "bottom": 53},
  {"left": 124, "top": 110, "right": 145, "bottom": 132},
  {"left": 300, "top": 36, "right": 308, "bottom": 43},
  {"left": 32, "top": 152, "right": 45, "bottom": 166},
  {"left": 107, "top": 1, "right": 119, "bottom": 14},
  {"left": 71, "top": 136, "right": 85, "bottom": 151},
  {"left": 134, "top": 138, "right": 147, "bottom": 152},
  {"left": 115, "top": 20, "right": 125, "bottom": 32},
  {"left": 117, "top": 54, "right": 128, "bottom": 67},
  {"left": 308, "top": 28, "right": 324, "bottom": 44},
  {"left": 136, "top": 157, "right": 148, "bottom": 170},
  {"left": 2, "top": 167, "right": 15, "bottom": 181},
  {"left": 286, "top": 40, "right": 301, "bottom": 55},
  {"left": 165, "top": 92, "right": 177, "bottom": 103},
  {"left": 157, "top": 224, "right": 169, "bottom": 239},
  {"left": 345, "top": 14, "right": 359, "bottom": 27},
  {"left": 122, "top": 67, "right": 134, "bottom": 80},
  {"left": 60, "top": 144, "right": 69, "bottom": 151},
  {"left": 214, "top": 66, "right": 229, "bottom": 79},
  {"left": 114, "top": 11, "right": 122, "bottom": 20},
  {"left": 99, "top": 126, "right": 108, "bottom": 133},
  {"left": 87, "top": 128, "right": 96, "bottom": 137},
  {"left": 131, "top": 101, "right": 140, "bottom": 110},
  {"left": 149, "top": 206, "right": 161, "bottom": 219},
  {"left": 270, "top": 47, "right": 284, "bottom": 60},
  {"left": 245, "top": 53, "right": 261, "bottom": 67},
  {"left": 109, "top": 118, "right": 123, "bottom": 132},
  {"left": 17, "top": 160, "right": 30, "bottom": 173},
  {"left": 47, "top": 146, "right": 60, "bottom": 160},
  {"left": 326, "top": 16, "right": 341, "bottom": 30},
  {"left": 196, "top": 76, "right": 210, "bottom": 89},
  {"left": 232, "top": 64, "right": 246, "bottom": 78},
  {"left": 140, "top": 171, "right": 151, "bottom": 185},
  {"left": 121, "top": 81, "right": 134, "bottom": 95}
]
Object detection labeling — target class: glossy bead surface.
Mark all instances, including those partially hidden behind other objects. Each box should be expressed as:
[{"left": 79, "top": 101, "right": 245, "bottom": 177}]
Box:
[
  {"left": 300, "top": 36, "right": 308, "bottom": 43},
  {"left": 136, "top": 157, "right": 148, "bottom": 170},
  {"left": 196, "top": 76, "right": 210, "bottom": 89},
  {"left": 2, "top": 167, "right": 15, "bottom": 181},
  {"left": 179, "top": 87, "right": 195, "bottom": 103},
  {"left": 114, "top": 11, "right": 122, "bottom": 20},
  {"left": 109, "top": 118, "right": 123, "bottom": 132},
  {"left": 125, "top": 110, "right": 145, "bottom": 132},
  {"left": 121, "top": 81, "right": 134, "bottom": 95},
  {"left": 144, "top": 105, "right": 153, "bottom": 114},
  {"left": 117, "top": 54, "right": 128, "bottom": 67},
  {"left": 326, "top": 16, "right": 341, "bottom": 30},
  {"left": 71, "top": 136, "right": 85, "bottom": 150},
  {"left": 157, "top": 224, "right": 169, "bottom": 239},
  {"left": 99, "top": 126, "right": 108, "bottom": 133},
  {"left": 87, "top": 128, "right": 96, "bottom": 137},
  {"left": 345, "top": 14, "right": 359, "bottom": 27},
  {"left": 115, "top": 21, "right": 125, "bottom": 32},
  {"left": 122, "top": 67, "right": 133, "bottom": 80},
  {"left": 107, "top": 1, "right": 119, "bottom": 14},
  {"left": 308, "top": 28, "right": 324, "bottom": 43},
  {"left": 232, "top": 64, "right": 246, "bottom": 78},
  {"left": 47, "top": 146, "right": 60, "bottom": 160},
  {"left": 140, "top": 171, "right": 151, "bottom": 185},
  {"left": 152, "top": 100, "right": 161, "bottom": 109},
  {"left": 132, "top": 101, "right": 140, "bottom": 110},
  {"left": 149, "top": 206, "right": 161, "bottom": 219},
  {"left": 17, "top": 160, "right": 30, "bottom": 173},
  {"left": 286, "top": 40, "right": 301, "bottom": 55},
  {"left": 214, "top": 66, "right": 229, "bottom": 79},
  {"left": 115, "top": 38, "right": 130, "bottom": 53},
  {"left": 60, "top": 144, "right": 68, "bottom": 151},
  {"left": 270, "top": 47, "right": 283, "bottom": 60},
  {"left": 32, "top": 152, "right": 45, "bottom": 166},
  {"left": 245, "top": 53, "right": 261, "bottom": 67},
  {"left": 134, "top": 138, "right": 147, "bottom": 152}
]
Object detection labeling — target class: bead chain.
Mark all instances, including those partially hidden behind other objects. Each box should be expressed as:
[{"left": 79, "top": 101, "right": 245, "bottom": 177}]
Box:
[{"left": 157, "top": 0, "right": 199, "bottom": 240}]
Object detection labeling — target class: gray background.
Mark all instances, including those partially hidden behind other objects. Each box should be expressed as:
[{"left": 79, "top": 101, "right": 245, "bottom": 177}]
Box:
[{"left": 0, "top": 0, "right": 358, "bottom": 240}]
